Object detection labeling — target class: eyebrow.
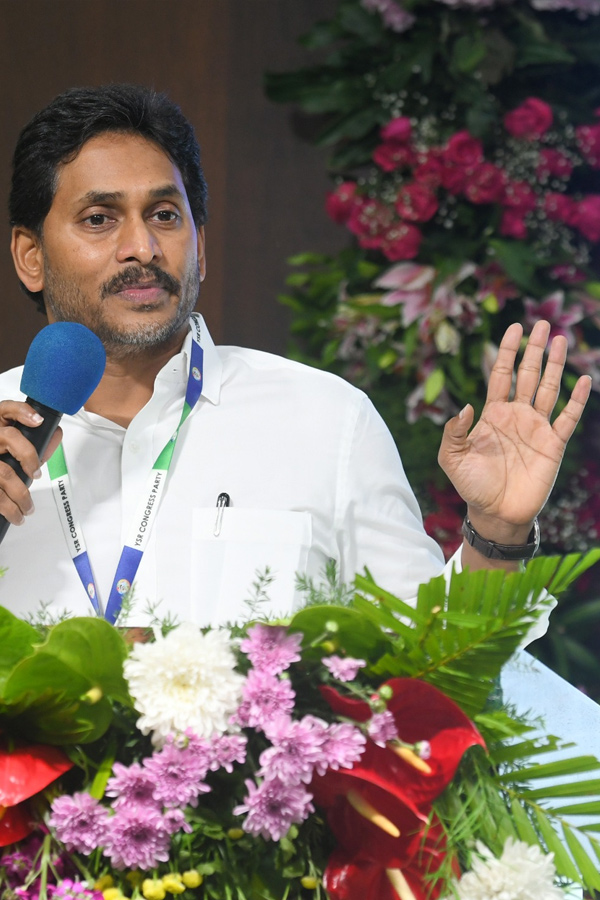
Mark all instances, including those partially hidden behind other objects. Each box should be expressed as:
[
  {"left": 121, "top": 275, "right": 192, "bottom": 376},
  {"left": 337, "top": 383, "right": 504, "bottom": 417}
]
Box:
[{"left": 79, "top": 183, "right": 186, "bottom": 206}]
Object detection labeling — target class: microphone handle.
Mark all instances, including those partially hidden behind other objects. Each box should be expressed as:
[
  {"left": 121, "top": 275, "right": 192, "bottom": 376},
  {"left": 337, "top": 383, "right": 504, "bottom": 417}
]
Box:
[{"left": 0, "top": 397, "right": 63, "bottom": 545}]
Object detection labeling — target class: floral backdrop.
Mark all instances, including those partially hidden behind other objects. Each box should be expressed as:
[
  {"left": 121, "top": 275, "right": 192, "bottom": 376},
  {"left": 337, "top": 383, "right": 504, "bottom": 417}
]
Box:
[{"left": 264, "top": 0, "right": 600, "bottom": 698}]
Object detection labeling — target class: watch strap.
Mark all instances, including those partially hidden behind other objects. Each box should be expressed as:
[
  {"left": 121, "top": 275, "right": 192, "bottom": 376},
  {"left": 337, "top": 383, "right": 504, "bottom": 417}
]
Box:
[{"left": 461, "top": 516, "right": 540, "bottom": 561}]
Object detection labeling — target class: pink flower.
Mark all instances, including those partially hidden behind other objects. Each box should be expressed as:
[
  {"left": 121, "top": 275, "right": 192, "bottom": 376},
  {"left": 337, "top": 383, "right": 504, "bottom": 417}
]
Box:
[
  {"left": 105, "top": 762, "right": 158, "bottom": 809},
  {"left": 375, "top": 262, "right": 435, "bottom": 325},
  {"left": 240, "top": 623, "right": 303, "bottom": 675},
  {"left": 504, "top": 98, "right": 553, "bottom": 140},
  {"left": 233, "top": 777, "right": 314, "bottom": 841},
  {"left": 537, "top": 148, "right": 574, "bottom": 180},
  {"left": 373, "top": 143, "right": 416, "bottom": 172},
  {"left": 103, "top": 805, "right": 171, "bottom": 870},
  {"left": 464, "top": 162, "right": 506, "bottom": 204},
  {"left": 380, "top": 115, "right": 412, "bottom": 144},
  {"left": 144, "top": 741, "right": 211, "bottom": 808},
  {"left": 500, "top": 208, "right": 528, "bottom": 239},
  {"left": 442, "top": 131, "right": 484, "bottom": 168},
  {"left": 362, "top": 0, "right": 415, "bottom": 32},
  {"left": 406, "top": 382, "right": 458, "bottom": 425},
  {"left": 576, "top": 123, "right": 600, "bottom": 169},
  {"left": 549, "top": 265, "right": 587, "bottom": 284},
  {"left": 259, "top": 715, "right": 329, "bottom": 784},
  {"left": 524, "top": 291, "right": 584, "bottom": 347},
  {"left": 441, "top": 163, "right": 468, "bottom": 195},
  {"left": 347, "top": 198, "right": 394, "bottom": 248},
  {"left": 323, "top": 655, "right": 367, "bottom": 681},
  {"left": 367, "top": 711, "right": 399, "bottom": 747},
  {"left": 380, "top": 221, "right": 422, "bottom": 261},
  {"left": 237, "top": 669, "right": 296, "bottom": 730},
  {"left": 395, "top": 182, "right": 438, "bottom": 222},
  {"left": 49, "top": 793, "right": 109, "bottom": 855},
  {"left": 326, "top": 182, "right": 358, "bottom": 224},
  {"left": 318, "top": 722, "right": 367, "bottom": 773},
  {"left": 573, "top": 195, "right": 600, "bottom": 242},
  {"left": 569, "top": 348, "right": 600, "bottom": 391},
  {"left": 413, "top": 154, "right": 445, "bottom": 189},
  {"left": 502, "top": 180, "right": 537, "bottom": 212},
  {"left": 544, "top": 192, "right": 577, "bottom": 226},
  {"left": 208, "top": 733, "right": 247, "bottom": 772}
]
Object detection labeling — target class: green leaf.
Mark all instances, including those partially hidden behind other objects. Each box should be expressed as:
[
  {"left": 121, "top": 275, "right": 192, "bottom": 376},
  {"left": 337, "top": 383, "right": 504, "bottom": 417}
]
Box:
[
  {"left": 0, "top": 607, "right": 40, "bottom": 694},
  {"left": 534, "top": 809, "right": 581, "bottom": 882},
  {"left": 510, "top": 797, "right": 540, "bottom": 846},
  {"left": 451, "top": 33, "right": 486, "bottom": 74},
  {"left": 289, "top": 604, "right": 391, "bottom": 661},
  {"left": 563, "top": 825, "right": 600, "bottom": 890},
  {"left": 424, "top": 368, "right": 445, "bottom": 404}
]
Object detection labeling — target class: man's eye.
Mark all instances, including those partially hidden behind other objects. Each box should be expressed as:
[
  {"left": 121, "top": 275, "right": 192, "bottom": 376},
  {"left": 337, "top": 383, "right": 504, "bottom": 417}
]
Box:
[
  {"left": 86, "top": 213, "right": 109, "bottom": 226},
  {"left": 154, "top": 209, "right": 179, "bottom": 222}
]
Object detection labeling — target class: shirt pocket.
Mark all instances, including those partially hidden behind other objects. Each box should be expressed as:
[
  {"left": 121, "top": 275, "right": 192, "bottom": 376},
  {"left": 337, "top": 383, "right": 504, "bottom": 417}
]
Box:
[{"left": 191, "top": 508, "right": 313, "bottom": 626}]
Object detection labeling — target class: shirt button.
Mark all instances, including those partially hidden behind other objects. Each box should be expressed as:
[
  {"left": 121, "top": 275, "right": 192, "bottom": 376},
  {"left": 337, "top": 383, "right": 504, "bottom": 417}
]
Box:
[{"left": 129, "top": 441, "right": 140, "bottom": 454}]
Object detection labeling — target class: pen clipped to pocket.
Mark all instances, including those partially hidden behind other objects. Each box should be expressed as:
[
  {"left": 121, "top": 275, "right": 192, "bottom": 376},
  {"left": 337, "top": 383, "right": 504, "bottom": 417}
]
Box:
[{"left": 213, "top": 492, "right": 230, "bottom": 537}]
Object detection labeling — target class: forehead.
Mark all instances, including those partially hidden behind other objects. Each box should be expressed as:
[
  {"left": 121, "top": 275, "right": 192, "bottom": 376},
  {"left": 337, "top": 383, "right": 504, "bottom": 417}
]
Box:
[{"left": 52, "top": 132, "right": 188, "bottom": 207}]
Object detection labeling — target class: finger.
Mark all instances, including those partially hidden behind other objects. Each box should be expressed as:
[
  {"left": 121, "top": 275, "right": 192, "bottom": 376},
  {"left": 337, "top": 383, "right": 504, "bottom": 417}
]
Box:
[
  {"left": 438, "top": 404, "right": 475, "bottom": 468},
  {"left": 533, "top": 334, "right": 567, "bottom": 419},
  {"left": 485, "top": 322, "right": 523, "bottom": 403},
  {"left": 0, "top": 464, "right": 35, "bottom": 523},
  {"left": 551, "top": 374, "right": 592, "bottom": 445},
  {"left": 0, "top": 425, "right": 43, "bottom": 481},
  {"left": 0, "top": 400, "right": 45, "bottom": 430},
  {"left": 513, "top": 320, "right": 551, "bottom": 404}
]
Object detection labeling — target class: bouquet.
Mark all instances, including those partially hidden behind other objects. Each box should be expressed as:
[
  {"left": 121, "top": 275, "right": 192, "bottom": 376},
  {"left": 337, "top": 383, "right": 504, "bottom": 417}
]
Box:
[{"left": 2, "top": 552, "right": 600, "bottom": 900}]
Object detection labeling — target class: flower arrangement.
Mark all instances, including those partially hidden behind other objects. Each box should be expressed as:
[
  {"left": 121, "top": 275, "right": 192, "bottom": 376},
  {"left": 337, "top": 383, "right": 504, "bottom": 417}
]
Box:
[
  {"left": 264, "top": 0, "right": 600, "bottom": 695},
  {"left": 2, "top": 552, "right": 600, "bottom": 900}
]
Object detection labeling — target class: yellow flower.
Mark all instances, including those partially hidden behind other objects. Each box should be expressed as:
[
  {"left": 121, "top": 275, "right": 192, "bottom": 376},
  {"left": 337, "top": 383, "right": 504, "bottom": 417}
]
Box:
[
  {"left": 94, "top": 877, "right": 114, "bottom": 891},
  {"left": 126, "top": 871, "right": 144, "bottom": 887},
  {"left": 227, "top": 827, "right": 245, "bottom": 840},
  {"left": 182, "top": 871, "right": 203, "bottom": 888},
  {"left": 103, "top": 890, "right": 126, "bottom": 900},
  {"left": 161, "top": 874, "right": 185, "bottom": 894},
  {"left": 142, "top": 880, "right": 166, "bottom": 900},
  {"left": 301, "top": 876, "right": 319, "bottom": 890}
]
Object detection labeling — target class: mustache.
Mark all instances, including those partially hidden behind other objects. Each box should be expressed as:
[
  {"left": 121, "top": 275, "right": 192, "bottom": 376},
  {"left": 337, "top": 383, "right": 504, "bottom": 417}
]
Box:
[{"left": 101, "top": 264, "right": 181, "bottom": 298}]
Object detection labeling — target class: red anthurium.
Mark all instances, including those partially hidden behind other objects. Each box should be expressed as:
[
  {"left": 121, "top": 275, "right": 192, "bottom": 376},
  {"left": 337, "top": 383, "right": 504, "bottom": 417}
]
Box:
[
  {"left": 0, "top": 740, "right": 73, "bottom": 846},
  {"left": 320, "top": 678, "right": 486, "bottom": 811}
]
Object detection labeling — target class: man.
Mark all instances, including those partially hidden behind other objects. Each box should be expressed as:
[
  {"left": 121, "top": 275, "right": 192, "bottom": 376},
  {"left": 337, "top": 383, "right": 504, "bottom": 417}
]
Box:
[{"left": 0, "top": 84, "right": 591, "bottom": 627}]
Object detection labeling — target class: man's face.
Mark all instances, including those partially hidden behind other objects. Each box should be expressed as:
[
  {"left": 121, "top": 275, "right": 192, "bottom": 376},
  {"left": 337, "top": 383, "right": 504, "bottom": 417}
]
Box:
[{"left": 20, "top": 132, "right": 205, "bottom": 355}]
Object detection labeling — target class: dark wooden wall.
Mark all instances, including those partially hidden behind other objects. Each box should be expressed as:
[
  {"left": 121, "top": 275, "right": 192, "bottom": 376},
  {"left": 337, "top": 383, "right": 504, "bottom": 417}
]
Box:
[{"left": 0, "top": 0, "right": 341, "bottom": 370}]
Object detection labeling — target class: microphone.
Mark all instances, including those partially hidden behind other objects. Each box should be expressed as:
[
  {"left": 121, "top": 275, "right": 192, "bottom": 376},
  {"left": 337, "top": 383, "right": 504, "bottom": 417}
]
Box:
[{"left": 0, "top": 322, "right": 106, "bottom": 544}]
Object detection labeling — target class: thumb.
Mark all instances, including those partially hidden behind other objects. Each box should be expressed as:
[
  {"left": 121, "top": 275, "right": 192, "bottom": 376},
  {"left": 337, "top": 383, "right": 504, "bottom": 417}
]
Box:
[{"left": 438, "top": 404, "right": 474, "bottom": 462}]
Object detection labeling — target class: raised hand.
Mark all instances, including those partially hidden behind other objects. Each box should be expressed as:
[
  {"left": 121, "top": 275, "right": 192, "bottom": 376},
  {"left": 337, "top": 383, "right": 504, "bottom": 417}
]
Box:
[{"left": 438, "top": 320, "right": 591, "bottom": 552}]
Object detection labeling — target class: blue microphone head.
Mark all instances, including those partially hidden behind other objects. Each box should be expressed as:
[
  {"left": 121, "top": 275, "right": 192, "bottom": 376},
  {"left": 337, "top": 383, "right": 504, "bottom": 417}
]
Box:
[{"left": 20, "top": 322, "right": 106, "bottom": 415}]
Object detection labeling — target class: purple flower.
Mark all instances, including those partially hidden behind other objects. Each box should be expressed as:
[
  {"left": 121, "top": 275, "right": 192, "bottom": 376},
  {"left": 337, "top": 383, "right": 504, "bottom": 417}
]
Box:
[
  {"left": 367, "top": 710, "right": 399, "bottom": 747},
  {"left": 49, "top": 793, "right": 109, "bottom": 854},
  {"left": 323, "top": 655, "right": 366, "bottom": 682},
  {"left": 208, "top": 733, "right": 248, "bottom": 772},
  {"left": 315, "top": 723, "right": 367, "bottom": 775},
  {"left": 236, "top": 670, "right": 296, "bottom": 730},
  {"left": 105, "top": 762, "right": 158, "bottom": 809},
  {"left": 47, "top": 880, "right": 103, "bottom": 900},
  {"left": 162, "top": 807, "right": 193, "bottom": 835},
  {"left": 143, "top": 742, "right": 211, "bottom": 808},
  {"left": 240, "top": 624, "right": 303, "bottom": 675},
  {"left": 259, "top": 716, "right": 328, "bottom": 785},
  {"left": 102, "top": 805, "right": 170, "bottom": 870},
  {"left": 233, "top": 777, "right": 314, "bottom": 841}
]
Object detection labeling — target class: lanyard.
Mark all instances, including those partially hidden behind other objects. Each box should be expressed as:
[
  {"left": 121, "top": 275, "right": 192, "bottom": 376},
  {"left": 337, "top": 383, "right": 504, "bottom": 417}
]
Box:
[{"left": 47, "top": 316, "right": 204, "bottom": 624}]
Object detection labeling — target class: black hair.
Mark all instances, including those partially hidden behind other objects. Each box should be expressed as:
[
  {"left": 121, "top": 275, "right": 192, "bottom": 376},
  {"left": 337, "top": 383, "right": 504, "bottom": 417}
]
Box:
[{"left": 9, "top": 83, "right": 208, "bottom": 312}]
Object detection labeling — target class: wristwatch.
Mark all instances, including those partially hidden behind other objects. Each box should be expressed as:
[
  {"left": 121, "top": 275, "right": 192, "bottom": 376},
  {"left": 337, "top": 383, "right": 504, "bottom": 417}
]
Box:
[{"left": 461, "top": 516, "right": 540, "bottom": 561}]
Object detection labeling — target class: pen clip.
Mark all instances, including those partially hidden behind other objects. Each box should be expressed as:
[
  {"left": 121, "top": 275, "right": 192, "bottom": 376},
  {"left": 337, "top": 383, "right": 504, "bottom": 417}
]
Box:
[{"left": 214, "top": 492, "right": 230, "bottom": 537}]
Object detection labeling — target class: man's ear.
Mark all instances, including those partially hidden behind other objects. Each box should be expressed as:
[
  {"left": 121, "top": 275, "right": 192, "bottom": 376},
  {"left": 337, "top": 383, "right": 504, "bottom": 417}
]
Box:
[
  {"left": 197, "top": 226, "right": 206, "bottom": 282},
  {"left": 11, "top": 226, "right": 45, "bottom": 293}
]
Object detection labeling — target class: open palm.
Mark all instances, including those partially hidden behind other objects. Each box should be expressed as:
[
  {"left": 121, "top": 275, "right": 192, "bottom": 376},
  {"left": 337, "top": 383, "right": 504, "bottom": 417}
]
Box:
[{"left": 439, "top": 320, "right": 591, "bottom": 530}]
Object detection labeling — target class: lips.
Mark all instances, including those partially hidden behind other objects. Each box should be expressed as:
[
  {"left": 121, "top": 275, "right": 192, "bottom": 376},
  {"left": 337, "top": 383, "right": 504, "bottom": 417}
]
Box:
[{"left": 113, "top": 283, "right": 167, "bottom": 303}]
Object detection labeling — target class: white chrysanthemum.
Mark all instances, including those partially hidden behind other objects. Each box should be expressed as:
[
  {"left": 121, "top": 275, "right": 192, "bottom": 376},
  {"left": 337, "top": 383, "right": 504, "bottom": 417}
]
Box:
[
  {"left": 124, "top": 624, "right": 245, "bottom": 745},
  {"left": 454, "top": 838, "right": 566, "bottom": 900}
]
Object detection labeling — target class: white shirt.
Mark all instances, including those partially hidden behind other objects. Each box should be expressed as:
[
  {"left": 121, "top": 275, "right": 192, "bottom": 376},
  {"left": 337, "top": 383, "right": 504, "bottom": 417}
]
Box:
[{"left": 0, "top": 315, "right": 452, "bottom": 626}]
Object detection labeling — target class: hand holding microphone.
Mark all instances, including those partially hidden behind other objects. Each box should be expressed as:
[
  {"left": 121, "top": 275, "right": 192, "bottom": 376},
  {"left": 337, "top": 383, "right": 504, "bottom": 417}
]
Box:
[{"left": 0, "top": 323, "right": 106, "bottom": 544}]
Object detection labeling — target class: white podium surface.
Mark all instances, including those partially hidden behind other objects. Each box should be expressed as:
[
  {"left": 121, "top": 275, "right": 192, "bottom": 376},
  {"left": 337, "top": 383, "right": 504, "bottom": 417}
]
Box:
[{"left": 501, "top": 650, "right": 600, "bottom": 899}]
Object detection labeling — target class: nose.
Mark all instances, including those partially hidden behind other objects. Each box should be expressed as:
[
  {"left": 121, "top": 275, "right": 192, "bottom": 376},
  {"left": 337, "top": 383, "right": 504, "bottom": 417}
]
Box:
[{"left": 116, "top": 216, "right": 162, "bottom": 265}]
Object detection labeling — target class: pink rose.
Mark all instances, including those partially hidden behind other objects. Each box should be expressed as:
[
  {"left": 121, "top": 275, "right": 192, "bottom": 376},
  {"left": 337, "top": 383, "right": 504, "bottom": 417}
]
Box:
[
  {"left": 380, "top": 116, "right": 412, "bottom": 144},
  {"left": 574, "top": 196, "right": 600, "bottom": 243},
  {"left": 380, "top": 222, "right": 423, "bottom": 261},
  {"left": 325, "top": 182, "right": 358, "bottom": 225},
  {"left": 504, "top": 98, "right": 553, "bottom": 140},
  {"left": 502, "top": 180, "right": 537, "bottom": 212},
  {"left": 373, "top": 143, "right": 416, "bottom": 172},
  {"left": 500, "top": 208, "right": 528, "bottom": 240},
  {"left": 412, "top": 154, "right": 444, "bottom": 189},
  {"left": 440, "top": 164, "right": 468, "bottom": 195},
  {"left": 442, "top": 131, "right": 484, "bottom": 168},
  {"left": 395, "top": 182, "right": 439, "bottom": 222},
  {"left": 464, "top": 162, "right": 507, "bottom": 204},
  {"left": 544, "top": 192, "right": 577, "bottom": 226},
  {"left": 537, "top": 148, "right": 574, "bottom": 180},
  {"left": 576, "top": 124, "right": 600, "bottom": 169},
  {"left": 347, "top": 198, "right": 394, "bottom": 248}
]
